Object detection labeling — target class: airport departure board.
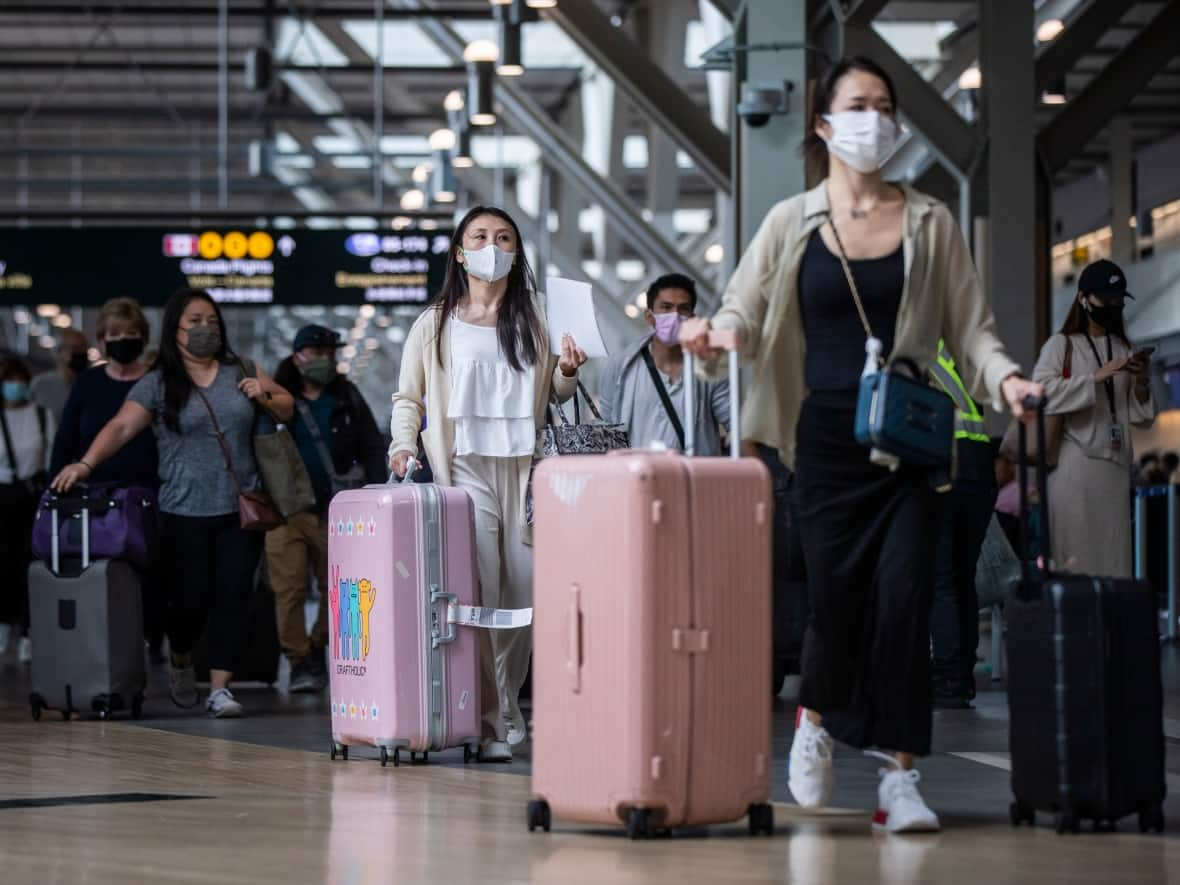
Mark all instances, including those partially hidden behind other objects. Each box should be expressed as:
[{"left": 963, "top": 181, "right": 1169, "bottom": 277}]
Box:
[{"left": 0, "top": 227, "right": 452, "bottom": 306}]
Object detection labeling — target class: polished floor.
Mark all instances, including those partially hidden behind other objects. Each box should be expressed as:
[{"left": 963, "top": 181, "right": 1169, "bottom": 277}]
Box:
[{"left": 3, "top": 633, "right": 1180, "bottom": 884}]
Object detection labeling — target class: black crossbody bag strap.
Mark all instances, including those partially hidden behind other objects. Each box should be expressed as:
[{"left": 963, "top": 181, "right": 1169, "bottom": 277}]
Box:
[
  {"left": 639, "top": 344, "right": 686, "bottom": 451},
  {"left": 0, "top": 407, "right": 16, "bottom": 475}
]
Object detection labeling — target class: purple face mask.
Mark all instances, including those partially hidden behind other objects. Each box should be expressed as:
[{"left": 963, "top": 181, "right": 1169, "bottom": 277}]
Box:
[{"left": 652, "top": 311, "right": 682, "bottom": 346}]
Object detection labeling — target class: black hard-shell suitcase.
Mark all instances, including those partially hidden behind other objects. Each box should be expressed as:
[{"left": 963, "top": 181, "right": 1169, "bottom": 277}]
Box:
[
  {"left": 1006, "top": 401, "right": 1166, "bottom": 834},
  {"left": 28, "top": 497, "right": 146, "bottom": 721}
]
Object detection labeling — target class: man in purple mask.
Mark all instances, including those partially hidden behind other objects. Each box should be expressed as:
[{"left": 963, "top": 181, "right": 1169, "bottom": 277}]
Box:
[{"left": 598, "top": 273, "right": 730, "bottom": 455}]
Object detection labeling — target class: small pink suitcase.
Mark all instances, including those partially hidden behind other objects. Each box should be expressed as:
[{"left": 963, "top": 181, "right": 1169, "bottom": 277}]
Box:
[
  {"left": 528, "top": 333, "right": 775, "bottom": 837},
  {"left": 327, "top": 476, "right": 482, "bottom": 767}
]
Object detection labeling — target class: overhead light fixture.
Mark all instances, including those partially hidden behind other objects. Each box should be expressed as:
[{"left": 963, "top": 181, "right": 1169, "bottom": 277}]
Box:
[
  {"left": 488, "top": 0, "right": 512, "bottom": 5},
  {"left": 412, "top": 162, "right": 432, "bottom": 184},
  {"left": 429, "top": 128, "right": 456, "bottom": 152},
  {"left": 400, "top": 189, "right": 426, "bottom": 211},
  {"left": 452, "top": 129, "right": 474, "bottom": 168},
  {"left": 704, "top": 243, "right": 725, "bottom": 265},
  {"left": 526, "top": 0, "right": 557, "bottom": 8},
  {"left": 1041, "top": 75, "right": 1067, "bottom": 106},
  {"left": 443, "top": 90, "right": 465, "bottom": 113},
  {"left": 464, "top": 40, "right": 499, "bottom": 126},
  {"left": 958, "top": 65, "right": 981, "bottom": 91},
  {"left": 1036, "top": 18, "right": 1065, "bottom": 44},
  {"left": 496, "top": 2, "right": 524, "bottom": 77},
  {"left": 431, "top": 131, "right": 458, "bottom": 203}
]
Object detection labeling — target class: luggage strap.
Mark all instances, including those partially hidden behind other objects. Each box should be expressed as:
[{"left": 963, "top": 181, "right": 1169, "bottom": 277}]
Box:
[
  {"left": 448, "top": 603, "right": 532, "bottom": 630},
  {"left": 431, "top": 591, "right": 532, "bottom": 648}
]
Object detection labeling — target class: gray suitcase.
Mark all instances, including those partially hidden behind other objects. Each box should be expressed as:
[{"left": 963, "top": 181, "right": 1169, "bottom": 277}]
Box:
[{"left": 28, "top": 498, "right": 146, "bottom": 721}]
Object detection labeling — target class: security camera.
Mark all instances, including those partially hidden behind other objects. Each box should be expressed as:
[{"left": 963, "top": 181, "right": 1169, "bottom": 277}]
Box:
[{"left": 737, "top": 82, "right": 793, "bottom": 128}]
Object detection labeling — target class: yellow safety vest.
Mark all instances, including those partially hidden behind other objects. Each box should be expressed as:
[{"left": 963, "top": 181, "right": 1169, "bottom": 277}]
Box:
[{"left": 930, "top": 341, "right": 989, "bottom": 444}]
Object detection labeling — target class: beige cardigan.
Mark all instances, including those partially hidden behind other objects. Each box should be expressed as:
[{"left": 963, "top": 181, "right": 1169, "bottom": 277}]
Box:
[
  {"left": 704, "top": 180, "right": 1022, "bottom": 468},
  {"left": 390, "top": 297, "right": 577, "bottom": 539}
]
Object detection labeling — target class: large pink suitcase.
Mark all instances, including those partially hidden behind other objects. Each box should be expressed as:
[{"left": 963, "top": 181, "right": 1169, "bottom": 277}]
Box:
[
  {"left": 528, "top": 334, "right": 775, "bottom": 837},
  {"left": 327, "top": 478, "right": 482, "bottom": 767}
]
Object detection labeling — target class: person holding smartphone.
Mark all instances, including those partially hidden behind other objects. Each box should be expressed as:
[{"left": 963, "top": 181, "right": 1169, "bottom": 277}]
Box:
[{"left": 1031, "top": 259, "right": 1155, "bottom": 577}]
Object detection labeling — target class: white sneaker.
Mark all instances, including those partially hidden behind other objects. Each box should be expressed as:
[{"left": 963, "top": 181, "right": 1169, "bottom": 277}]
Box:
[
  {"left": 868, "top": 751, "right": 940, "bottom": 833},
  {"left": 206, "top": 688, "right": 244, "bottom": 719},
  {"left": 17, "top": 637, "right": 32, "bottom": 665},
  {"left": 788, "top": 707, "right": 835, "bottom": 808},
  {"left": 0, "top": 623, "right": 11, "bottom": 655},
  {"left": 505, "top": 714, "right": 529, "bottom": 750}
]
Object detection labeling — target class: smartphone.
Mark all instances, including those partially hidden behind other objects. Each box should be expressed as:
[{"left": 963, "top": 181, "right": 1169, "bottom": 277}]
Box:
[{"left": 1133, "top": 346, "right": 1156, "bottom": 361}]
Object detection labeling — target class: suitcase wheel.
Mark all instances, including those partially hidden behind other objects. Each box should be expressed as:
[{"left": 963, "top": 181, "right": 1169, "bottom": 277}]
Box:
[
  {"left": 747, "top": 803, "right": 774, "bottom": 837},
  {"left": 329, "top": 742, "right": 348, "bottom": 762},
  {"left": 1139, "top": 805, "right": 1165, "bottom": 834},
  {"left": 626, "top": 808, "right": 654, "bottom": 840},
  {"left": 379, "top": 747, "right": 399, "bottom": 768},
  {"left": 1009, "top": 801, "right": 1035, "bottom": 828},
  {"left": 527, "top": 799, "right": 551, "bottom": 834},
  {"left": 29, "top": 693, "right": 44, "bottom": 722},
  {"left": 409, "top": 751, "right": 428, "bottom": 764},
  {"left": 463, "top": 744, "right": 474, "bottom": 764}
]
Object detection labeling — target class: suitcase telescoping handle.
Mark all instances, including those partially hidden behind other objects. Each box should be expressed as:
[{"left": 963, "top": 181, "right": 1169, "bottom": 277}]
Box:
[
  {"left": 1017, "top": 395, "right": 1052, "bottom": 586},
  {"left": 386, "top": 456, "right": 420, "bottom": 485},
  {"left": 680, "top": 327, "right": 741, "bottom": 459},
  {"left": 48, "top": 488, "right": 91, "bottom": 574}
]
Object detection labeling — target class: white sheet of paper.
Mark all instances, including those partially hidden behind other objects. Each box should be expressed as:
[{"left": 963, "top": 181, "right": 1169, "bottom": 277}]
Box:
[{"left": 545, "top": 277, "right": 610, "bottom": 359}]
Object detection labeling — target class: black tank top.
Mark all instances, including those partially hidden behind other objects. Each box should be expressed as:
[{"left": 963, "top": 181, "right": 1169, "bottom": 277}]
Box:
[{"left": 798, "top": 228, "right": 904, "bottom": 392}]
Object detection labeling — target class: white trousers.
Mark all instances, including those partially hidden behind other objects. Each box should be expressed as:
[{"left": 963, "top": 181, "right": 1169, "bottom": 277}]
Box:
[{"left": 450, "top": 453, "right": 533, "bottom": 741}]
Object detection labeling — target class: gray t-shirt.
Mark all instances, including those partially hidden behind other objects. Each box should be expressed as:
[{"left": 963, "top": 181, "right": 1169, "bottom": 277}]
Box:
[{"left": 128, "top": 363, "right": 259, "bottom": 517}]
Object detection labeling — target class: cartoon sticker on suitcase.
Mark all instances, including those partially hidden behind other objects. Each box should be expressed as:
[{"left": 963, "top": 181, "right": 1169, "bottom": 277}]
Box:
[{"left": 331, "top": 564, "right": 376, "bottom": 674}]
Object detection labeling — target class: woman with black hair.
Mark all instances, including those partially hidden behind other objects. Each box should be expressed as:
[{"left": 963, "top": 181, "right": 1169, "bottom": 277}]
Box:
[
  {"left": 681, "top": 57, "right": 1042, "bottom": 832},
  {"left": 268, "top": 324, "right": 386, "bottom": 693},
  {"left": 52, "top": 288, "right": 293, "bottom": 718},
  {"left": 388, "top": 206, "right": 586, "bottom": 762},
  {"left": 1032, "top": 259, "right": 1155, "bottom": 577}
]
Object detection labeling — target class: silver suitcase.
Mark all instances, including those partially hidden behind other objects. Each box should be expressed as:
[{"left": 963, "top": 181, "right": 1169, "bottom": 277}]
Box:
[{"left": 28, "top": 498, "right": 146, "bottom": 721}]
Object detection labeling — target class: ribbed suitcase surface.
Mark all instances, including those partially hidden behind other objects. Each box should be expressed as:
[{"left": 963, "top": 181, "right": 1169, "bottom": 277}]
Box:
[
  {"left": 28, "top": 558, "right": 145, "bottom": 718},
  {"left": 1007, "top": 575, "right": 1166, "bottom": 831},
  {"left": 530, "top": 450, "right": 772, "bottom": 831}
]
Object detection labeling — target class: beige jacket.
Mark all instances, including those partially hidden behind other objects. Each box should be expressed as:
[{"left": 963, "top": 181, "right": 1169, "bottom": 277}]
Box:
[
  {"left": 1032, "top": 333, "right": 1155, "bottom": 465},
  {"left": 390, "top": 298, "right": 577, "bottom": 539},
  {"left": 705, "top": 180, "right": 1021, "bottom": 468}
]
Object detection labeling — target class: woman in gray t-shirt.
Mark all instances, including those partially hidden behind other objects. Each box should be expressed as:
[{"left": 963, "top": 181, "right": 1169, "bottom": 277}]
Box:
[{"left": 53, "top": 288, "right": 293, "bottom": 718}]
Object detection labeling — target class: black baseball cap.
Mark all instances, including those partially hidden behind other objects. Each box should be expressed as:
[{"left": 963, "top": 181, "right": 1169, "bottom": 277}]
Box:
[
  {"left": 1077, "top": 259, "right": 1135, "bottom": 303},
  {"left": 293, "top": 324, "right": 342, "bottom": 352}
]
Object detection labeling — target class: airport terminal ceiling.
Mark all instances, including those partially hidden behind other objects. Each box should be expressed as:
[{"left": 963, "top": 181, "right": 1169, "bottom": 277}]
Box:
[{"left": 1, "top": 0, "right": 1180, "bottom": 410}]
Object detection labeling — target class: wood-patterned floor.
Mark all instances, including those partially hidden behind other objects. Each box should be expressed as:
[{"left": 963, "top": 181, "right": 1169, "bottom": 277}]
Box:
[{"left": 2, "top": 713, "right": 1179, "bottom": 885}]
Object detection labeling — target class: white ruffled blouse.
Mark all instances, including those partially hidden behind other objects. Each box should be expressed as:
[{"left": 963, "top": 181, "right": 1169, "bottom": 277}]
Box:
[{"left": 447, "top": 315, "right": 536, "bottom": 457}]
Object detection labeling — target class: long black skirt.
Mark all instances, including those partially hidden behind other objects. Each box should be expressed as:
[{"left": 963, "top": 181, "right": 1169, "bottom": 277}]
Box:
[{"left": 795, "top": 392, "right": 938, "bottom": 756}]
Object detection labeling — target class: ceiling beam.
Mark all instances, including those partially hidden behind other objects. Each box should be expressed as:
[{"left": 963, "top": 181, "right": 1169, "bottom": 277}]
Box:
[
  {"left": 830, "top": 0, "right": 892, "bottom": 28},
  {"left": 542, "top": 1, "right": 730, "bottom": 194},
  {"left": 1039, "top": 0, "right": 1180, "bottom": 173},
  {"left": 0, "top": 105, "right": 440, "bottom": 122},
  {"left": 394, "top": 0, "right": 715, "bottom": 302},
  {"left": 1035, "top": 0, "right": 1138, "bottom": 95},
  {"left": 0, "top": 3, "right": 491, "bottom": 18}
]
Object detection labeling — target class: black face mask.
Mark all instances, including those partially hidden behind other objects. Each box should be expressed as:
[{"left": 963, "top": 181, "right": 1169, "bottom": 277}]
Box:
[
  {"left": 67, "top": 352, "right": 90, "bottom": 374},
  {"left": 1085, "top": 302, "right": 1123, "bottom": 331},
  {"left": 106, "top": 337, "right": 145, "bottom": 365}
]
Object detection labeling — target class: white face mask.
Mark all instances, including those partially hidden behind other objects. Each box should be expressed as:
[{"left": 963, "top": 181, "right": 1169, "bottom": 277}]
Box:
[
  {"left": 820, "top": 110, "right": 899, "bottom": 174},
  {"left": 462, "top": 244, "right": 515, "bottom": 282}
]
